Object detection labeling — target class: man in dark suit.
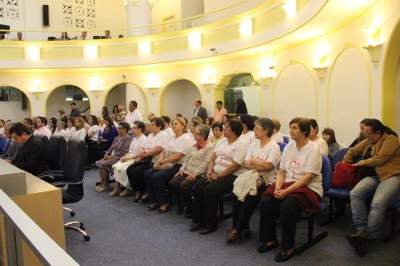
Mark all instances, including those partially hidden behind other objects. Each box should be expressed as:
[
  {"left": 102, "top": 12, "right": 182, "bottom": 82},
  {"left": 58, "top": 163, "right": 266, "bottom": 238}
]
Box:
[
  {"left": 0, "top": 122, "right": 22, "bottom": 163},
  {"left": 193, "top": 99, "right": 208, "bottom": 123},
  {"left": 8, "top": 122, "right": 47, "bottom": 175}
]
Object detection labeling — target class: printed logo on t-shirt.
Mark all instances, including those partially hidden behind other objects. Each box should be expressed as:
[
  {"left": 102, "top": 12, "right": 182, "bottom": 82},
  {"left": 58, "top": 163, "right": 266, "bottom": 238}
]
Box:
[{"left": 288, "top": 159, "right": 301, "bottom": 178}]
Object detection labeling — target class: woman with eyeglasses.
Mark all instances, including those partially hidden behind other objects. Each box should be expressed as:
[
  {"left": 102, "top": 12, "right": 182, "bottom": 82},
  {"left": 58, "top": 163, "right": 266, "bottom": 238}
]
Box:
[
  {"left": 190, "top": 118, "right": 248, "bottom": 235},
  {"left": 109, "top": 121, "right": 147, "bottom": 197},
  {"left": 344, "top": 118, "right": 400, "bottom": 257},
  {"left": 126, "top": 117, "right": 168, "bottom": 203},
  {"left": 227, "top": 118, "right": 281, "bottom": 244},
  {"left": 144, "top": 117, "right": 193, "bottom": 213},
  {"left": 258, "top": 117, "right": 322, "bottom": 262},
  {"left": 95, "top": 122, "right": 132, "bottom": 192}
]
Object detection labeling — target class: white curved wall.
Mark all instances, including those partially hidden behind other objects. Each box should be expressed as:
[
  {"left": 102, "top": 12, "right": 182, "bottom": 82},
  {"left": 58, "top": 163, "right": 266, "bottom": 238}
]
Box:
[
  {"left": 328, "top": 47, "right": 370, "bottom": 145},
  {"left": 273, "top": 63, "right": 317, "bottom": 134}
]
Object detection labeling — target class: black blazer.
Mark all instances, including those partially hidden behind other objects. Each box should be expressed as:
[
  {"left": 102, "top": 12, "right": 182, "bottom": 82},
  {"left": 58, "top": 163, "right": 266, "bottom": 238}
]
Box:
[
  {"left": 13, "top": 135, "right": 47, "bottom": 175},
  {"left": 194, "top": 106, "right": 208, "bottom": 123}
]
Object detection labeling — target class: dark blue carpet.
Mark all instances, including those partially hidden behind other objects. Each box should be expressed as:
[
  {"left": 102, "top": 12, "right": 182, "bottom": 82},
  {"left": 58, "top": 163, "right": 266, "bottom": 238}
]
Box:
[{"left": 64, "top": 169, "right": 399, "bottom": 265}]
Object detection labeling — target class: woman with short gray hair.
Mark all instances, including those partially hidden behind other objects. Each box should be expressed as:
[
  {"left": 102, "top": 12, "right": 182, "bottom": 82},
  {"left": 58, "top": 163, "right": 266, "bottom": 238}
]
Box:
[{"left": 170, "top": 124, "right": 214, "bottom": 218}]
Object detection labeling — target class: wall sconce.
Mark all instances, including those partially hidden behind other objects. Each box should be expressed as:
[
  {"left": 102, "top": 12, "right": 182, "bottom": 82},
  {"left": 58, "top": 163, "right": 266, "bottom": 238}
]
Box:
[
  {"left": 239, "top": 18, "right": 252, "bottom": 38},
  {"left": 282, "top": 0, "right": 297, "bottom": 19},
  {"left": 84, "top": 45, "right": 98, "bottom": 59},
  {"left": 313, "top": 67, "right": 328, "bottom": 82},
  {"left": 29, "top": 80, "right": 45, "bottom": 100},
  {"left": 138, "top": 40, "right": 152, "bottom": 55},
  {"left": 146, "top": 77, "right": 161, "bottom": 95},
  {"left": 363, "top": 44, "right": 382, "bottom": 68},
  {"left": 88, "top": 78, "right": 104, "bottom": 99},
  {"left": 188, "top": 31, "right": 202, "bottom": 50},
  {"left": 200, "top": 76, "right": 216, "bottom": 93},
  {"left": 25, "top": 46, "right": 40, "bottom": 61},
  {"left": 259, "top": 66, "right": 277, "bottom": 88}
]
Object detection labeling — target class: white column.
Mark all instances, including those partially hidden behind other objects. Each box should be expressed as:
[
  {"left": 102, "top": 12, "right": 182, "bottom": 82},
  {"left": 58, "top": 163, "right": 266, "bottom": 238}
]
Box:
[{"left": 125, "top": 0, "right": 153, "bottom": 37}]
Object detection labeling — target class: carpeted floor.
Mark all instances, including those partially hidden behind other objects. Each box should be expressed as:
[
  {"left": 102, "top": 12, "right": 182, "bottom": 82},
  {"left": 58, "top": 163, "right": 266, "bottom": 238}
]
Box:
[{"left": 64, "top": 169, "right": 399, "bottom": 265}]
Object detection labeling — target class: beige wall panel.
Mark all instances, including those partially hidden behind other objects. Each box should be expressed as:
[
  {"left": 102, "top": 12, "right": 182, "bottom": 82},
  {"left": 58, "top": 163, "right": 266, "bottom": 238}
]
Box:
[
  {"left": 273, "top": 63, "right": 316, "bottom": 134},
  {"left": 328, "top": 47, "right": 369, "bottom": 145},
  {"left": 161, "top": 80, "right": 201, "bottom": 119}
]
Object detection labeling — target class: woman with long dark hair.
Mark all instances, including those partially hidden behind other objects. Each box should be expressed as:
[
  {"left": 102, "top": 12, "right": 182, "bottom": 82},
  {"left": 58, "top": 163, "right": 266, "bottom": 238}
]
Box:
[{"left": 345, "top": 118, "right": 400, "bottom": 257}]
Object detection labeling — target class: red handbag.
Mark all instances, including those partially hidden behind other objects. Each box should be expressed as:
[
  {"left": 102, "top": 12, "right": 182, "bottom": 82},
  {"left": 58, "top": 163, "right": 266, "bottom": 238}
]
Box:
[{"left": 332, "top": 162, "right": 361, "bottom": 189}]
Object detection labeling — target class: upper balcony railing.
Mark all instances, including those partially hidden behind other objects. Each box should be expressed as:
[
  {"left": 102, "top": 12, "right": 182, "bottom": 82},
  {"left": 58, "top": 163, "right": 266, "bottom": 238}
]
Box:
[{"left": 0, "top": 0, "right": 271, "bottom": 41}]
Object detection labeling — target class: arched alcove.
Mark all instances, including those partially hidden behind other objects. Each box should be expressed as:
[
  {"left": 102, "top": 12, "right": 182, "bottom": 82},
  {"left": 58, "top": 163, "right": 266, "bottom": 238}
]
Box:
[
  {"left": 383, "top": 18, "right": 400, "bottom": 132},
  {"left": 272, "top": 63, "right": 317, "bottom": 134},
  {"left": 328, "top": 46, "right": 370, "bottom": 145},
  {"left": 105, "top": 82, "right": 148, "bottom": 118},
  {"left": 46, "top": 85, "right": 90, "bottom": 118},
  {"left": 214, "top": 73, "right": 261, "bottom": 116},
  {"left": 0, "top": 85, "right": 31, "bottom": 121},
  {"left": 161, "top": 79, "right": 201, "bottom": 119}
]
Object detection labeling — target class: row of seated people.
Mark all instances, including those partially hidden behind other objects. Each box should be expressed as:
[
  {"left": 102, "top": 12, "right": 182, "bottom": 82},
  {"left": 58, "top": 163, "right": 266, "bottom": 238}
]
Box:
[{"left": 92, "top": 116, "right": 400, "bottom": 262}]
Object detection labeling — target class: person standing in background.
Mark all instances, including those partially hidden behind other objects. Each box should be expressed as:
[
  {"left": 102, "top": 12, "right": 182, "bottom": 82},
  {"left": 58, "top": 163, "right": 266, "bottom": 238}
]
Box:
[
  {"left": 193, "top": 99, "right": 208, "bottom": 123},
  {"left": 214, "top": 101, "right": 227, "bottom": 122}
]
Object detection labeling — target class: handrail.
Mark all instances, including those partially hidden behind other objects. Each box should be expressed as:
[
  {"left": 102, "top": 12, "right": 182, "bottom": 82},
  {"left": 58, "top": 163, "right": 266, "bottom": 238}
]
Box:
[
  {"left": 0, "top": 189, "right": 79, "bottom": 266},
  {"left": 1, "top": 0, "right": 268, "bottom": 35}
]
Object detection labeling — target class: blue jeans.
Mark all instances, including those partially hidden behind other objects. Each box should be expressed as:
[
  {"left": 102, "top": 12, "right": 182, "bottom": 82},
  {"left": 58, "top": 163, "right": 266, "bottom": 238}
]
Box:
[{"left": 350, "top": 175, "right": 400, "bottom": 238}]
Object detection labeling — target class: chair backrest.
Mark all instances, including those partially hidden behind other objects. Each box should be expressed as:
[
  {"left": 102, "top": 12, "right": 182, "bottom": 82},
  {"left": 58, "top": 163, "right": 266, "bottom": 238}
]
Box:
[
  {"left": 321, "top": 154, "right": 332, "bottom": 192},
  {"left": 48, "top": 135, "right": 67, "bottom": 171},
  {"left": 277, "top": 142, "right": 287, "bottom": 153},
  {"left": 0, "top": 137, "right": 10, "bottom": 154},
  {"left": 63, "top": 139, "right": 88, "bottom": 202},
  {"left": 283, "top": 135, "right": 289, "bottom": 144},
  {"left": 332, "top": 147, "right": 350, "bottom": 169}
]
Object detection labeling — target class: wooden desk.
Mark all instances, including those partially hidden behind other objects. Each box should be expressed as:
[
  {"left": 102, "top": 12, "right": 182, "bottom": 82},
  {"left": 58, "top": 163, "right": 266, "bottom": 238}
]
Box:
[{"left": 0, "top": 161, "right": 65, "bottom": 265}]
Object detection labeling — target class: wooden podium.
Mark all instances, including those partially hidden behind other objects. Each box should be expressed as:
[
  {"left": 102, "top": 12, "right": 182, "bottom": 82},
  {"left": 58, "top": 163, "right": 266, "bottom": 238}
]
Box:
[{"left": 0, "top": 160, "right": 66, "bottom": 265}]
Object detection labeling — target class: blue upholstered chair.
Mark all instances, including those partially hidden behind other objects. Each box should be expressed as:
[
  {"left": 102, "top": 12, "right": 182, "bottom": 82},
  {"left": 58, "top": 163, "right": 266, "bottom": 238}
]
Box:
[
  {"left": 283, "top": 135, "right": 289, "bottom": 144},
  {"left": 295, "top": 154, "right": 330, "bottom": 255},
  {"left": 384, "top": 200, "right": 400, "bottom": 243},
  {"left": 320, "top": 148, "right": 352, "bottom": 226},
  {"left": 277, "top": 142, "right": 287, "bottom": 153}
]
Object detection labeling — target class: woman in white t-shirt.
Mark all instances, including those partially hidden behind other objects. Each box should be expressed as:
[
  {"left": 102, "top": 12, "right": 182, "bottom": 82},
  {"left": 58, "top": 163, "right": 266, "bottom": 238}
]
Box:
[
  {"left": 126, "top": 117, "right": 168, "bottom": 203},
  {"left": 72, "top": 117, "right": 86, "bottom": 141},
  {"left": 239, "top": 114, "right": 255, "bottom": 144},
  {"left": 53, "top": 121, "right": 66, "bottom": 138},
  {"left": 64, "top": 118, "right": 76, "bottom": 140},
  {"left": 144, "top": 117, "right": 193, "bottom": 213},
  {"left": 87, "top": 115, "right": 100, "bottom": 142},
  {"left": 227, "top": 118, "right": 281, "bottom": 244},
  {"left": 309, "top": 119, "right": 329, "bottom": 156},
  {"left": 271, "top": 119, "right": 284, "bottom": 143},
  {"left": 258, "top": 117, "right": 322, "bottom": 262},
  {"left": 191, "top": 119, "right": 248, "bottom": 234},
  {"left": 109, "top": 121, "right": 147, "bottom": 197}
]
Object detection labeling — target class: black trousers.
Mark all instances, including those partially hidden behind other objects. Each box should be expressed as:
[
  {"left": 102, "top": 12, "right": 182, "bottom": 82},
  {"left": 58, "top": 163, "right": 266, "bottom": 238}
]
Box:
[
  {"left": 126, "top": 162, "right": 152, "bottom": 193},
  {"left": 192, "top": 174, "right": 237, "bottom": 230},
  {"left": 170, "top": 173, "right": 201, "bottom": 213},
  {"left": 232, "top": 186, "right": 266, "bottom": 231},
  {"left": 259, "top": 195, "right": 301, "bottom": 251},
  {"left": 92, "top": 142, "right": 112, "bottom": 162}
]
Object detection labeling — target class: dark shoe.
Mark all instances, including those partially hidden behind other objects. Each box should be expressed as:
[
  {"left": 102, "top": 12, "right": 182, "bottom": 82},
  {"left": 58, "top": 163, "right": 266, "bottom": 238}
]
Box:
[
  {"left": 139, "top": 193, "right": 149, "bottom": 203},
  {"left": 346, "top": 230, "right": 374, "bottom": 248},
  {"left": 199, "top": 228, "right": 216, "bottom": 235},
  {"left": 158, "top": 205, "right": 169, "bottom": 214},
  {"left": 275, "top": 250, "right": 295, "bottom": 262},
  {"left": 147, "top": 204, "right": 158, "bottom": 211},
  {"left": 226, "top": 230, "right": 240, "bottom": 244},
  {"left": 241, "top": 229, "right": 252, "bottom": 240},
  {"left": 133, "top": 193, "right": 141, "bottom": 202},
  {"left": 332, "top": 209, "right": 345, "bottom": 218},
  {"left": 184, "top": 212, "right": 192, "bottom": 219},
  {"left": 257, "top": 241, "right": 278, "bottom": 253},
  {"left": 190, "top": 223, "right": 201, "bottom": 232},
  {"left": 355, "top": 244, "right": 368, "bottom": 257},
  {"left": 177, "top": 206, "right": 184, "bottom": 215}
]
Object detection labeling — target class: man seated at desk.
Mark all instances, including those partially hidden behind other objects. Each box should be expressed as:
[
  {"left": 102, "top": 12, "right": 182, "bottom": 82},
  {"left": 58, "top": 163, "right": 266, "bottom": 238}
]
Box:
[
  {"left": 7, "top": 122, "right": 47, "bottom": 175},
  {"left": 0, "top": 122, "right": 22, "bottom": 163}
]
